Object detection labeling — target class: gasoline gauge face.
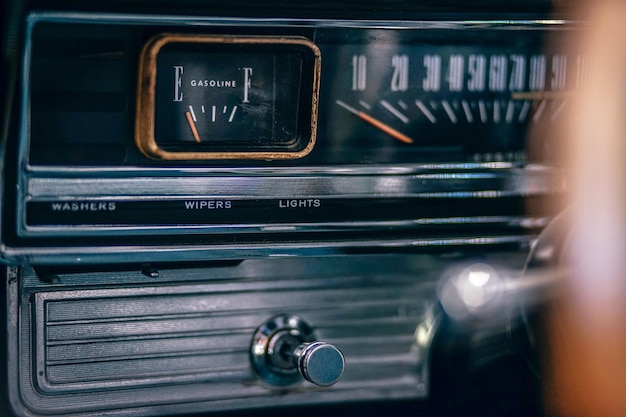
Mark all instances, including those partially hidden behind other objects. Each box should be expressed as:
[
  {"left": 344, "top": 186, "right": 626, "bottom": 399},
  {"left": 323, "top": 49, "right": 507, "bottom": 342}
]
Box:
[{"left": 136, "top": 35, "right": 320, "bottom": 160}]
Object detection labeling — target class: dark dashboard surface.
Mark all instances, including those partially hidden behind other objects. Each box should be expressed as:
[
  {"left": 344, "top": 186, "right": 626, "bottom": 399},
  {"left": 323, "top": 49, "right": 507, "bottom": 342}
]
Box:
[{"left": 0, "top": 1, "right": 571, "bottom": 417}]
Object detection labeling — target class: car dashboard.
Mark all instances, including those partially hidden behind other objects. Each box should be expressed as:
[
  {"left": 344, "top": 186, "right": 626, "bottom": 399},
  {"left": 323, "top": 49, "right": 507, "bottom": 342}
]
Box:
[{"left": 1, "top": 1, "right": 571, "bottom": 416}]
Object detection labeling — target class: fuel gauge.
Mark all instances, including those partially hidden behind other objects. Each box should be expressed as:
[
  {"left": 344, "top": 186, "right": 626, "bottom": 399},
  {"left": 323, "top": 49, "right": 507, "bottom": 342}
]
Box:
[{"left": 136, "top": 34, "right": 320, "bottom": 160}]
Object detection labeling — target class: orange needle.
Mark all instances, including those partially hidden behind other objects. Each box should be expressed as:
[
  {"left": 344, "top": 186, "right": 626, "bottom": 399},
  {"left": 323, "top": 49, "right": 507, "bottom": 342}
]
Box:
[
  {"left": 185, "top": 111, "right": 201, "bottom": 143},
  {"left": 511, "top": 91, "right": 576, "bottom": 100},
  {"left": 336, "top": 100, "right": 414, "bottom": 144}
]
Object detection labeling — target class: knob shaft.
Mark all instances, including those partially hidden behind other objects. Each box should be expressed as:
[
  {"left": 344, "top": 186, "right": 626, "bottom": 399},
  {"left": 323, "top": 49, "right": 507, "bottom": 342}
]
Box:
[
  {"left": 293, "top": 342, "right": 345, "bottom": 387},
  {"left": 251, "top": 315, "right": 346, "bottom": 387}
]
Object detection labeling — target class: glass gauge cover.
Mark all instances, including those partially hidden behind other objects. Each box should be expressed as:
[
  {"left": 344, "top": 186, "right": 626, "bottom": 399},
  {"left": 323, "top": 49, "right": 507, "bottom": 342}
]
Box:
[{"left": 136, "top": 34, "right": 321, "bottom": 160}]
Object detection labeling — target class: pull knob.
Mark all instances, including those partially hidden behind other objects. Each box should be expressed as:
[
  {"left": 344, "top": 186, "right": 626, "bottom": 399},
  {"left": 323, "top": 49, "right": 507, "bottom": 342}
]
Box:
[
  {"left": 293, "top": 342, "right": 345, "bottom": 387},
  {"left": 251, "top": 314, "right": 346, "bottom": 387}
]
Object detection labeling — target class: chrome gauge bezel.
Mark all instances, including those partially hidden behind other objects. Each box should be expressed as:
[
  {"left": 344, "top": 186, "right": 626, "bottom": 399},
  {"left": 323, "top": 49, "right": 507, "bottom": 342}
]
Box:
[{"left": 135, "top": 34, "right": 321, "bottom": 160}]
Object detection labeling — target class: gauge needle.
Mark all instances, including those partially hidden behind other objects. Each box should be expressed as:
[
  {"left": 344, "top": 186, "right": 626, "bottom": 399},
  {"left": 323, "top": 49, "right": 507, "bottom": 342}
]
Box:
[
  {"left": 511, "top": 91, "right": 576, "bottom": 100},
  {"left": 335, "top": 100, "right": 414, "bottom": 144},
  {"left": 185, "top": 111, "right": 202, "bottom": 143}
]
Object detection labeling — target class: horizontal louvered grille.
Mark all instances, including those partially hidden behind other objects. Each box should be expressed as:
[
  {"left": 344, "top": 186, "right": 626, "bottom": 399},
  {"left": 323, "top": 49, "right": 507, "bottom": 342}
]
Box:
[
  {"left": 35, "top": 273, "right": 434, "bottom": 397},
  {"left": 14, "top": 253, "right": 530, "bottom": 415}
]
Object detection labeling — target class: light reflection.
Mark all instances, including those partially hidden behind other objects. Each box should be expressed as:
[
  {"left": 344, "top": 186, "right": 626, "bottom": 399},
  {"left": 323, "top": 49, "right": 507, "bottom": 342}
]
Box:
[
  {"left": 468, "top": 270, "right": 491, "bottom": 287},
  {"left": 438, "top": 263, "right": 502, "bottom": 321}
]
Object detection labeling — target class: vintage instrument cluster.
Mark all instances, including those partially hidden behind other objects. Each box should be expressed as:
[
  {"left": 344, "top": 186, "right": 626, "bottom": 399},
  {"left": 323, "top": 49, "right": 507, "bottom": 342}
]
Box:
[
  {"left": 5, "top": 15, "right": 570, "bottom": 261},
  {"left": 1, "top": 10, "right": 567, "bottom": 417}
]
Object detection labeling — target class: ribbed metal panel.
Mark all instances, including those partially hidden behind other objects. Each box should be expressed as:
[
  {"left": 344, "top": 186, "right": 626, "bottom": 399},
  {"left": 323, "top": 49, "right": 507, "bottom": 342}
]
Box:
[
  {"left": 36, "top": 286, "right": 428, "bottom": 391},
  {"left": 17, "top": 258, "right": 443, "bottom": 415}
]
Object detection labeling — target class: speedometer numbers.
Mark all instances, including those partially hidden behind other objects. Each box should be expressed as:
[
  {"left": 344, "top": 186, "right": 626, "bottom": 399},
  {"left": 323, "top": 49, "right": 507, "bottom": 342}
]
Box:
[{"left": 326, "top": 43, "right": 583, "bottom": 161}]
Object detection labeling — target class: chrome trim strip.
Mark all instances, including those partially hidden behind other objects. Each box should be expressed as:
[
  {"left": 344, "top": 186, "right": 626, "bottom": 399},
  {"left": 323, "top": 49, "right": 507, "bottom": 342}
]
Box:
[
  {"left": 26, "top": 170, "right": 560, "bottom": 199},
  {"left": 25, "top": 12, "right": 572, "bottom": 30},
  {"left": 25, "top": 162, "right": 528, "bottom": 176},
  {"left": 2, "top": 234, "right": 535, "bottom": 265},
  {"left": 23, "top": 216, "right": 550, "bottom": 238}
]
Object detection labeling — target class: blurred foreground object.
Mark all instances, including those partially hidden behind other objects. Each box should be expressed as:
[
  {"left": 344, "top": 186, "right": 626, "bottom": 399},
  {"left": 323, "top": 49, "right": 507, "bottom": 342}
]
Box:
[{"left": 545, "top": 1, "right": 626, "bottom": 416}]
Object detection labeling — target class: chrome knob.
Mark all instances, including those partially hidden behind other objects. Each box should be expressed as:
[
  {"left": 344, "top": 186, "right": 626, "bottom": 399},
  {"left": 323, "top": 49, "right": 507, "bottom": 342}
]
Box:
[
  {"left": 293, "top": 341, "right": 345, "bottom": 387},
  {"left": 251, "top": 314, "right": 345, "bottom": 387}
]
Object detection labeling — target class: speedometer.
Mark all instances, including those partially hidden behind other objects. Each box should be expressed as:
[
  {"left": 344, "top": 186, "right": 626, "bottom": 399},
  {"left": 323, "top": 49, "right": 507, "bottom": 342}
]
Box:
[{"left": 317, "top": 28, "right": 577, "bottom": 164}]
